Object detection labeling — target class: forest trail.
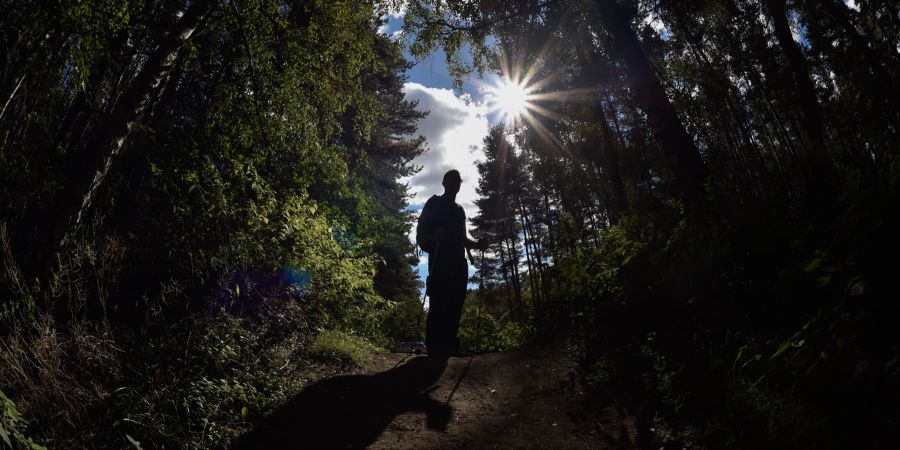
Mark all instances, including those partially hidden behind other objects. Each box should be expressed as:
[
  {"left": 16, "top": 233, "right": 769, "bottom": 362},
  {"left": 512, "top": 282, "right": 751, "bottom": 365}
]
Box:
[{"left": 235, "top": 338, "right": 655, "bottom": 449}]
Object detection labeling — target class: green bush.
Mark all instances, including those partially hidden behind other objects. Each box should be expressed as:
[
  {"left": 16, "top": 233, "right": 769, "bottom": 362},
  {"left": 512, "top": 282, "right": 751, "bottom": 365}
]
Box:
[
  {"left": 496, "top": 322, "right": 531, "bottom": 351},
  {"left": 0, "top": 390, "right": 44, "bottom": 450},
  {"left": 458, "top": 302, "right": 532, "bottom": 352},
  {"left": 309, "top": 330, "right": 379, "bottom": 367},
  {"left": 458, "top": 306, "right": 499, "bottom": 352}
]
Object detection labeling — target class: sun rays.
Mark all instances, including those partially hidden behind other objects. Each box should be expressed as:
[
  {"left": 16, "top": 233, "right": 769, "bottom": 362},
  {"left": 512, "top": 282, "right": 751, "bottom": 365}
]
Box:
[
  {"left": 480, "top": 46, "right": 587, "bottom": 155},
  {"left": 482, "top": 50, "right": 547, "bottom": 127}
]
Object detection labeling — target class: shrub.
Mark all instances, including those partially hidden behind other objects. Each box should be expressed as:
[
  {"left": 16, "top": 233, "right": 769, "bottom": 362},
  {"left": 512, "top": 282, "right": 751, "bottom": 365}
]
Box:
[
  {"left": 308, "top": 330, "right": 379, "bottom": 367},
  {"left": 0, "top": 389, "right": 44, "bottom": 450}
]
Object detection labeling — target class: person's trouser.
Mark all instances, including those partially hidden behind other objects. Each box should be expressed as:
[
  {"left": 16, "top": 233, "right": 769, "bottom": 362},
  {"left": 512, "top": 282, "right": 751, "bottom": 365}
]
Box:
[{"left": 425, "top": 257, "right": 467, "bottom": 354}]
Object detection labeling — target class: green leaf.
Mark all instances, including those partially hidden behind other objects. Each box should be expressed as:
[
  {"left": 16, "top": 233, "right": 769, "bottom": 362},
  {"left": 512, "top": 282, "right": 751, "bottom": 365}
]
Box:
[
  {"left": 0, "top": 424, "right": 11, "bottom": 448},
  {"left": 771, "top": 340, "right": 792, "bottom": 359},
  {"left": 241, "top": 406, "right": 249, "bottom": 419},
  {"left": 733, "top": 345, "right": 748, "bottom": 368},
  {"left": 803, "top": 257, "right": 823, "bottom": 273}
]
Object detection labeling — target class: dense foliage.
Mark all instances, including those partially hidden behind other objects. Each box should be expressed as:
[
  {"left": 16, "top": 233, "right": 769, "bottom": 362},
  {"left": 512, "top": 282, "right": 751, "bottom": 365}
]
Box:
[
  {"left": 0, "top": 0, "right": 425, "bottom": 447},
  {"left": 405, "top": 0, "right": 900, "bottom": 446}
]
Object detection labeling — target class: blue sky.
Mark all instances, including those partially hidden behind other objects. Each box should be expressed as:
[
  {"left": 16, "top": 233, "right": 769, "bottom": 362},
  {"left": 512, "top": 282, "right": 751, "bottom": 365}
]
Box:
[{"left": 379, "top": 12, "right": 493, "bottom": 293}]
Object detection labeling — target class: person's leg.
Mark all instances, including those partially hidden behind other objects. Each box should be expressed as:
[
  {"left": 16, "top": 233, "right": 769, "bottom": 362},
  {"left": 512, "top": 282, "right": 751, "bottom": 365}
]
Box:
[
  {"left": 428, "top": 258, "right": 468, "bottom": 355},
  {"left": 447, "top": 262, "right": 468, "bottom": 353},
  {"left": 425, "top": 294, "right": 444, "bottom": 352},
  {"left": 447, "top": 293, "right": 464, "bottom": 353},
  {"left": 426, "top": 292, "right": 454, "bottom": 354}
]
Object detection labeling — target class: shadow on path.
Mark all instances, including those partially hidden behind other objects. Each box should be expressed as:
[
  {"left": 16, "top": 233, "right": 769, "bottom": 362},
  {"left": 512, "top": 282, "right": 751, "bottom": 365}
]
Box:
[{"left": 233, "top": 355, "right": 450, "bottom": 449}]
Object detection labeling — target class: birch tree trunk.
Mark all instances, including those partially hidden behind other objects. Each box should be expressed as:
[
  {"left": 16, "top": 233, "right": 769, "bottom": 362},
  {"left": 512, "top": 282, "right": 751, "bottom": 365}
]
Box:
[{"left": 27, "top": 0, "right": 213, "bottom": 283}]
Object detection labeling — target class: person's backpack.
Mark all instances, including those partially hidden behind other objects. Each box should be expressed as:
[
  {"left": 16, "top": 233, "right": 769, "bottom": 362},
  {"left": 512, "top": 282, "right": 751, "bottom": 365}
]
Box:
[{"left": 416, "top": 195, "right": 443, "bottom": 254}]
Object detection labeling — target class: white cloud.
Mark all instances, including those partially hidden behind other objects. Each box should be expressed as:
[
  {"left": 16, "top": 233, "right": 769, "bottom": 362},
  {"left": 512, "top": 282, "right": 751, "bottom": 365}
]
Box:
[
  {"left": 402, "top": 82, "right": 489, "bottom": 229},
  {"left": 844, "top": 0, "right": 860, "bottom": 11},
  {"left": 378, "top": 4, "right": 406, "bottom": 35}
]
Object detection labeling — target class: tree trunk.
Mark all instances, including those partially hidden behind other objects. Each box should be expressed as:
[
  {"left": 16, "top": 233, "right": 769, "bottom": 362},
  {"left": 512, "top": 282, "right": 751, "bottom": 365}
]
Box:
[
  {"left": 497, "top": 242, "right": 514, "bottom": 318},
  {"left": 27, "top": 0, "right": 213, "bottom": 283},
  {"left": 516, "top": 198, "right": 540, "bottom": 306},
  {"left": 766, "top": 0, "right": 830, "bottom": 164},
  {"left": 504, "top": 231, "right": 523, "bottom": 319},
  {"left": 592, "top": 0, "right": 709, "bottom": 209},
  {"left": 522, "top": 197, "right": 547, "bottom": 302},
  {"left": 766, "top": 0, "right": 836, "bottom": 223},
  {"left": 590, "top": 102, "right": 628, "bottom": 221}
]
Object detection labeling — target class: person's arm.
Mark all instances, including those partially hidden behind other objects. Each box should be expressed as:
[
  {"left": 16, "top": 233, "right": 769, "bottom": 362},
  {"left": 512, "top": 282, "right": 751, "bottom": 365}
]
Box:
[
  {"left": 464, "top": 236, "right": 487, "bottom": 250},
  {"left": 464, "top": 235, "right": 487, "bottom": 267}
]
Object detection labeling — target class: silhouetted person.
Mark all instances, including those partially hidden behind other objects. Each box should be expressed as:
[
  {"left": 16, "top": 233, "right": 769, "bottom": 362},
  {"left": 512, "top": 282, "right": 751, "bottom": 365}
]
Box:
[{"left": 416, "top": 169, "right": 485, "bottom": 356}]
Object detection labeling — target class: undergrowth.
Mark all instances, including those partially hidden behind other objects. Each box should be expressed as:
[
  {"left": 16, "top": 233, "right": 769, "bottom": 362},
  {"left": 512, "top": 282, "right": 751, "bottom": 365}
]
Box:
[
  {"left": 309, "top": 330, "right": 380, "bottom": 367},
  {"left": 559, "top": 172, "right": 900, "bottom": 448},
  {"left": 0, "top": 301, "right": 379, "bottom": 449}
]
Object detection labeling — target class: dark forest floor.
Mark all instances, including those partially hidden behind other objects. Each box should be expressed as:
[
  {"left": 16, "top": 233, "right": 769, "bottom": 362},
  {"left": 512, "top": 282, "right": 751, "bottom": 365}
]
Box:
[{"left": 234, "top": 338, "right": 669, "bottom": 449}]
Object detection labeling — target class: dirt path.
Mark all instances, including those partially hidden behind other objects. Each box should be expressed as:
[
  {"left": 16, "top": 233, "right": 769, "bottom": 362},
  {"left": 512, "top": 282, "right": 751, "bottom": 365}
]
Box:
[{"left": 235, "top": 338, "right": 648, "bottom": 449}]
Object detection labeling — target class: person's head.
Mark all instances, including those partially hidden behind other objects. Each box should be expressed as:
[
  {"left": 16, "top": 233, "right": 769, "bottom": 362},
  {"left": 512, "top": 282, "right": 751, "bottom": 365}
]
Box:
[{"left": 442, "top": 169, "right": 462, "bottom": 195}]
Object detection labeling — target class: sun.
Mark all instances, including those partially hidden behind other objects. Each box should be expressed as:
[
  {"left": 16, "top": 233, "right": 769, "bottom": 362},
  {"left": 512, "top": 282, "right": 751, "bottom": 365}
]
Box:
[
  {"left": 480, "top": 45, "right": 587, "bottom": 147},
  {"left": 487, "top": 78, "right": 533, "bottom": 124}
]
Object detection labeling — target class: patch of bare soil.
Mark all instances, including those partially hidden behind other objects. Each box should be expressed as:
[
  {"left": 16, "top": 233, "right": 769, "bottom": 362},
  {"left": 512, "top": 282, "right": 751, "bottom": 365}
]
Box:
[{"left": 235, "top": 338, "right": 649, "bottom": 449}]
